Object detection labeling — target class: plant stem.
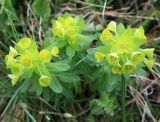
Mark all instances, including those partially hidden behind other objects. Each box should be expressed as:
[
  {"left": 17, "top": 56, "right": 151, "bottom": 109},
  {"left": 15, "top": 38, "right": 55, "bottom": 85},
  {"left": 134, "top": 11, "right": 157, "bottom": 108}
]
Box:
[{"left": 121, "top": 75, "right": 126, "bottom": 122}]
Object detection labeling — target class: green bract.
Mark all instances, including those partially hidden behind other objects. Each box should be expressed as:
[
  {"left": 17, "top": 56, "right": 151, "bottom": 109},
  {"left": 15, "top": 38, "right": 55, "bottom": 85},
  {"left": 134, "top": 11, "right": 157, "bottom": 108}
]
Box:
[
  {"left": 51, "top": 47, "right": 59, "bottom": 57},
  {"left": 39, "top": 75, "right": 51, "bottom": 87},
  {"left": 132, "top": 51, "right": 145, "bottom": 65},
  {"left": 5, "top": 37, "right": 61, "bottom": 88},
  {"left": 106, "top": 53, "right": 119, "bottom": 65},
  {"left": 112, "top": 64, "right": 122, "bottom": 74},
  {"left": 39, "top": 49, "right": 52, "bottom": 63},
  {"left": 9, "top": 46, "right": 18, "bottom": 57},
  {"left": 8, "top": 74, "right": 19, "bottom": 86},
  {"left": 93, "top": 21, "right": 155, "bottom": 74},
  {"left": 94, "top": 52, "right": 105, "bottom": 62},
  {"left": 18, "top": 37, "right": 32, "bottom": 49},
  {"left": 20, "top": 55, "right": 33, "bottom": 68}
]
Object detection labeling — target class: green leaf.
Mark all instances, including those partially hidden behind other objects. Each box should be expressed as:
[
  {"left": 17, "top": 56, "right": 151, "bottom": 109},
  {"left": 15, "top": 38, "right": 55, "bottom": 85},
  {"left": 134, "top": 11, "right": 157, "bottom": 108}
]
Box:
[
  {"left": 77, "top": 62, "right": 92, "bottom": 79},
  {"left": 57, "top": 38, "right": 67, "bottom": 48},
  {"left": 91, "top": 106, "right": 104, "bottom": 115},
  {"left": 43, "top": 35, "right": 56, "bottom": 49},
  {"left": 66, "top": 45, "right": 75, "bottom": 57},
  {"left": 62, "top": 85, "right": 73, "bottom": 98},
  {"left": 90, "top": 93, "right": 116, "bottom": 116},
  {"left": 77, "top": 34, "right": 93, "bottom": 49},
  {"left": 92, "top": 67, "right": 105, "bottom": 80},
  {"left": 34, "top": 62, "right": 50, "bottom": 76},
  {"left": 70, "top": 41, "right": 79, "bottom": 51},
  {"left": 74, "top": 15, "right": 85, "bottom": 32},
  {"left": 63, "top": 12, "right": 70, "bottom": 18},
  {"left": 20, "top": 70, "right": 33, "bottom": 93},
  {"left": 92, "top": 74, "right": 107, "bottom": 92},
  {"left": 87, "top": 46, "right": 109, "bottom": 56},
  {"left": 59, "top": 57, "right": 72, "bottom": 64},
  {"left": 87, "top": 48, "right": 98, "bottom": 54},
  {"left": 106, "top": 74, "right": 120, "bottom": 92},
  {"left": 55, "top": 72, "right": 80, "bottom": 83},
  {"left": 29, "top": 74, "right": 42, "bottom": 95},
  {"left": 156, "top": 10, "right": 160, "bottom": 17},
  {"left": 42, "top": 87, "right": 50, "bottom": 102},
  {"left": 46, "top": 62, "right": 70, "bottom": 72},
  {"left": 86, "top": 115, "right": 95, "bottom": 122},
  {"left": 32, "top": 78, "right": 42, "bottom": 96},
  {"left": 84, "top": 22, "right": 103, "bottom": 32},
  {"left": 32, "top": 0, "right": 51, "bottom": 19},
  {"left": 49, "top": 76, "right": 63, "bottom": 93}
]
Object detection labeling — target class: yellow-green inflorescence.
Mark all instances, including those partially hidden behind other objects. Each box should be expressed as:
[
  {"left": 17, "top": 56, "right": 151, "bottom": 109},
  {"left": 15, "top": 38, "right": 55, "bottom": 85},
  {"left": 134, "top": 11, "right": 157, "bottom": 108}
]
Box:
[
  {"left": 5, "top": 37, "right": 59, "bottom": 86},
  {"left": 94, "top": 21, "right": 155, "bottom": 74},
  {"left": 51, "top": 14, "right": 88, "bottom": 57},
  {"left": 52, "top": 15, "right": 84, "bottom": 44}
]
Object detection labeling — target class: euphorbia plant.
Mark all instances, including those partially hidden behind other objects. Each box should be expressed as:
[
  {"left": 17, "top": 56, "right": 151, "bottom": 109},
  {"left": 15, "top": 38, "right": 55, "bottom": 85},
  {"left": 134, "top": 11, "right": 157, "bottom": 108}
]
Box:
[
  {"left": 89, "top": 21, "right": 155, "bottom": 122},
  {"left": 4, "top": 12, "right": 156, "bottom": 121}
]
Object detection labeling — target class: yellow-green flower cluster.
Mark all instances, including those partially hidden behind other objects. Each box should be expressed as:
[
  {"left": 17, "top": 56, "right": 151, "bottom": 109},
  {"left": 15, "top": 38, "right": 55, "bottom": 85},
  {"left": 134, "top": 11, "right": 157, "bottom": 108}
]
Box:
[
  {"left": 5, "top": 37, "right": 59, "bottom": 86},
  {"left": 51, "top": 14, "right": 84, "bottom": 45},
  {"left": 94, "top": 21, "right": 155, "bottom": 74}
]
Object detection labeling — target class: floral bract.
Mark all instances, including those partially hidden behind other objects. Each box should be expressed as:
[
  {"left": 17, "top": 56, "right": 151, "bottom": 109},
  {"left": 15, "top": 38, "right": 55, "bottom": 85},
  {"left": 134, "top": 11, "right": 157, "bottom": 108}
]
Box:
[{"left": 94, "top": 21, "right": 155, "bottom": 74}]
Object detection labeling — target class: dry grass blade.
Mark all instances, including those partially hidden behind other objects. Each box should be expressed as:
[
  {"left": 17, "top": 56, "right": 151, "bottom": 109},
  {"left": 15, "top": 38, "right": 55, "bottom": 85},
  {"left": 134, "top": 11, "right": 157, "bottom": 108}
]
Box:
[{"left": 129, "top": 86, "right": 157, "bottom": 122}]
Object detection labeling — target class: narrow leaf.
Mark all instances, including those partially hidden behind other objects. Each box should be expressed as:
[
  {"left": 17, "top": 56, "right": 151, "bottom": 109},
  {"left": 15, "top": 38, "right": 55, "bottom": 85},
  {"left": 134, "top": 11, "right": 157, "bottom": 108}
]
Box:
[
  {"left": 49, "top": 76, "right": 63, "bottom": 93},
  {"left": 46, "top": 62, "right": 70, "bottom": 72}
]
